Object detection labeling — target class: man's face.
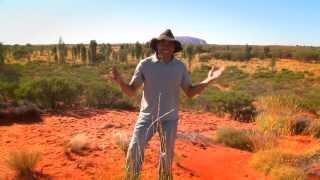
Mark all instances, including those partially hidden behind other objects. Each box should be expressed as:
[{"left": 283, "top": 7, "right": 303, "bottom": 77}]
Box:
[{"left": 156, "top": 40, "right": 176, "bottom": 58}]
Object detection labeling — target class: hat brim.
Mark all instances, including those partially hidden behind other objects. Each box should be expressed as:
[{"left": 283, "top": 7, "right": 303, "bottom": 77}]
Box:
[{"left": 150, "top": 38, "right": 182, "bottom": 53}]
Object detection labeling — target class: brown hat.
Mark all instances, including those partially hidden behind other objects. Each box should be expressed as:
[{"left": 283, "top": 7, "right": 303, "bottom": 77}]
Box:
[{"left": 150, "top": 29, "right": 182, "bottom": 53}]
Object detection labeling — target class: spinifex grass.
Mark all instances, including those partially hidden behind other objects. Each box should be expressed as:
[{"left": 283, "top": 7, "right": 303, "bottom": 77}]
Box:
[
  {"left": 5, "top": 150, "right": 42, "bottom": 178},
  {"left": 255, "top": 95, "right": 302, "bottom": 135}
]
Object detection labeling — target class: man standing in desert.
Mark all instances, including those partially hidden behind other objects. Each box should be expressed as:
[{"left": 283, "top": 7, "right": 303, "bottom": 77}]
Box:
[{"left": 110, "top": 29, "right": 225, "bottom": 180}]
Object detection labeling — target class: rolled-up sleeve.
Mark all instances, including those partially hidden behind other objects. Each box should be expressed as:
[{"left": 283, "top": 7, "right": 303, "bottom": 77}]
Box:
[
  {"left": 181, "top": 64, "right": 192, "bottom": 90},
  {"left": 129, "top": 61, "right": 144, "bottom": 87}
]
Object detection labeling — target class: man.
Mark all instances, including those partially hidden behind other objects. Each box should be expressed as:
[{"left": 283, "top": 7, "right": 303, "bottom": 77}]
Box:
[{"left": 110, "top": 29, "right": 225, "bottom": 179}]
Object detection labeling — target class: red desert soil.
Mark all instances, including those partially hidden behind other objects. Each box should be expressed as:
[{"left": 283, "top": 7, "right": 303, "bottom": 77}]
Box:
[{"left": 0, "top": 109, "right": 316, "bottom": 179}]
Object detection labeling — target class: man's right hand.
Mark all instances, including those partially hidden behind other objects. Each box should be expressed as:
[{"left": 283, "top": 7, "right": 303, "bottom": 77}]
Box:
[
  {"left": 104, "top": 66, "right": 138, "bottom": 97},
  {"left": 106, "top": 66, "right": 123, "bottom": 84}
]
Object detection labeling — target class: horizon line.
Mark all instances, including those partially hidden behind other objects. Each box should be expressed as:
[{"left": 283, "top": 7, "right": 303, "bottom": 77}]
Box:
[{"left": 1, "top": 41, "right": 319, "bottom": 48}]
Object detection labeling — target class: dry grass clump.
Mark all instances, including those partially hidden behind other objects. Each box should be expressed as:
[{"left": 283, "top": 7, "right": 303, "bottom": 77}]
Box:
[
  {"left": 5, "top": 150, "right": 42, "bottom": 178},
  {"left": 269, "top": 165, "right": 306, "bottom": 180},
  {"left": 215, "top": 126, "right": 278, "bottom": 152},
  {"left": 215, "top": 127, "right": 254, "bottom": 151},
  {"left": 255, "top": 95, "right": 302, "bottom": 135},
  {"left": 306, "top": 119, "right": 320, "bottom": 138},
  {"left": 114, "top": 132, "right": 130, "bottom": 154},
  {"left": 250, "top": 149, "right": 299, "bottom": 175},
  {"left": 65, "top": 133, "right": 90, "bottom": 154},
  {"left": 251, "top": 145, "right": 320, "bottom": 179},
  {"left": 246, "top": 130, "right": 278, "bottom": 152}
]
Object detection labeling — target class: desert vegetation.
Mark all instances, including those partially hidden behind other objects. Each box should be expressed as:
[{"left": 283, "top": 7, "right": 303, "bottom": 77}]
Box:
[
  {"left": 1, "top": 40, "right": 320, "bottom": 179},
  {"left": 5, "top": 150, "right": 42, "bottom": 179}
]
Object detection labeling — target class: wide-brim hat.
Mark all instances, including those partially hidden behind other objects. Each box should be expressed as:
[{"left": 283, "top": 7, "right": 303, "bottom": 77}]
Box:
[{"left": 150, "top": 29, "right": 182, "bottom": 53}]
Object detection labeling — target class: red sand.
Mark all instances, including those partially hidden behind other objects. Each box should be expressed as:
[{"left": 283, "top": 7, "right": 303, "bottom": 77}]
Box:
[{"left": 0, "top": 109, "right": 316, "bottom": 179}]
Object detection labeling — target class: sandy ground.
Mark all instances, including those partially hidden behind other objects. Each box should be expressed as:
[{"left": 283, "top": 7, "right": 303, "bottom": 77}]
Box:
[{"left": 0, "top": 109, "right": 317, "bottom": 179}]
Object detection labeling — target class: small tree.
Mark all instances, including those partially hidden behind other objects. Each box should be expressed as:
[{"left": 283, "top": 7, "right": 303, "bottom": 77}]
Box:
[
  {"left": 118, "top": 45, "right": 128, "bottom": 62},
  {"left": 270, "top": 56, "right": 278, "bottom": 72},
  {"left": 143, "top": 42, "right": 152, "bottom": 58},
  {"left": 80, "top": 44, "right": 87, "bottom": 64},
  {"left": 185, "top": 45, "right": 194, "bottom": 71},
  {"left": 51, "top": 46, "right": 58, "bottom": 63},
  {"left": 244, "top": 44, "right": 252, "bottom": 61},
  {"left": 71, "top": 46, "right": 77, "bottom": 64},
  {"left": 25, "top": 43, "right": 33, "bottom": 62},
  {"left": 12, "top": 45, "right": 32, "bottom": 61},
  {"left": 57, "top": 37, "right": 66, "bottom": 64},
  {"left": 106, "top": 43, "right": 112, "bottom": 61},
  {"left": 100, "top": 43, "right": 112, "bottom": 62},
  {"left": 263, "top": 46, "right": 271, "bottom": 59},
  {"left": 75, "top": 44, "right": 81, "bottom": 61},
  {"left": 88, "top": 40, "right": 97, "bottom": 64},
  {"left": 134, "top": 41, "right": 143, "bottom": 59},
  {"left": 0, "top": 43, "right": 5, "bottom": 65}
]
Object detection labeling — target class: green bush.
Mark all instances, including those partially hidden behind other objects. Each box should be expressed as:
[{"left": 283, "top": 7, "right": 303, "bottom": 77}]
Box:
[
  {"left": 0, "top": 65, "right": 21, "bottom": 99},
  {"left": 15, "top": 76, "right": 82, "bottom": 109},
  {"left": 206, "top": 90, "right": 256, "bottom": 121},
  {"left": 190, "top": 65, "right": 211, "bottom": 82},
  {"left": 299, "top": 87, "right": 320, "bottom": 115},
  {"left": 84, "top": 82, "right": 134, "bottom": 109},
  {"left": 216, "top": 66, "right": 249, "bottom": 87},
  {"left": 215, "top": 127, "right": 254, "bottom": 151},
  {"left": 253, "top": 67, "right": 274, "bottom": 79},
  {"left": 273, "top": 69, "right": 305, "bottom": 82}
]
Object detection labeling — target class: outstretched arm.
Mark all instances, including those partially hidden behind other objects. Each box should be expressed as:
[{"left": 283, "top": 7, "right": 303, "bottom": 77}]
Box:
[
  {"left": 183, "top": 66, "right": 225, "bottom": 98},
  {"left": 106, "top": 66, "right": 140, "bottom": 97}
]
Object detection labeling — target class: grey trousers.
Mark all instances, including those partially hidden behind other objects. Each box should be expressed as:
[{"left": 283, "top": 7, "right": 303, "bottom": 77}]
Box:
[{"left": 125, "top": 116, "right": 178, "bottom": 180}]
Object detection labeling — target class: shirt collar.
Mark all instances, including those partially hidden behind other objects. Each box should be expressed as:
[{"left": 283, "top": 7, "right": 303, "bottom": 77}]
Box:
[{"left": 151, "top": 53, "right": 160, "bottom": 62}]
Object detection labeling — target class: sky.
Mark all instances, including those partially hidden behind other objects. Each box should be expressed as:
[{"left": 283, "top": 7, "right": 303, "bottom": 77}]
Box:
[{"left": 0, "top": 0, "right": 319, "bottom": 46}]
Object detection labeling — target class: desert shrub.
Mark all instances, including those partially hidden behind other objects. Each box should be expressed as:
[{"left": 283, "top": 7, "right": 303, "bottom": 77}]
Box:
[
  {"left": 190, "top": 65, "right": 210, "bottom": 82},
  {"left": 0, "top": 63, "right": 136, "bottom": 110},
  {"left": 0, "top": 80, "right": 18, "bottom": 100},
  {"left": 66, "top": 133, "right": 90, "bottom": 154},
  {"left": 250, "top": 149, "right": 299, "bottom": 175},
  {"left": 5, "top": 150, "right": 42, "bottom": 177},
  {"left": 247, "top": 130, "right": 278, "bottom": 152},
  {"left": 0, "top": 65, "right": 21, "bottom": 98},
  {"left": 114, "top": 132, "right": 130, "bottom": 154},
  {"left": 292, "top": 47, "right": 320, "bottom": 62},
  {"left": 251, "top": 68, "right": 308, "bottom": 97},
  {"left": 253, "top": 67, "right": 274, "bottom": 79},
  {"left": 251, "top": 145, "right": 320, "bottom": 179},
  {"left": 269, "top": 165, "right": 306, "bottom": 180},
  {"left": 181, "top": 87, "right": 256, "bottom": 121},
  {"left": 216, "top": 66, "right": 249, "bottom": 87},
  {"left": 255, "top": 95, "right": 302, "bottom": 135},
  {"left": 273, "top": 69, "right": 305, "bottom": 82},
  {"left": 215, "top": 127, "right": 254, "bottom": 151},
  {"left": 198, "top": 53, "right": 213, "bottom": 62},
  {"left": 299, "top": 87, "right": 320, "bottom": 115},
  {"left": 308, "top": 120, "right": 320, "bottom": 138},
  {"left": 215, "top": 127, "right": 277, "bottom": 152},
  {"left": 15, "top": 76, "right": 83, "bottom": 109},
  {"left": 234, "top": 78, "right": 276, "bottom": 97},
  {"left": 291, "top": 117, "right": 311, "bottom": 135},
  {"left": 206, "top": 90, "right": 256, "bottom": 121},
  {"left": 84, "top": 82, "right": 134, "bottom": 109},
  {"left": 299, "top": 144, "right": 320, "bottom": 167}
]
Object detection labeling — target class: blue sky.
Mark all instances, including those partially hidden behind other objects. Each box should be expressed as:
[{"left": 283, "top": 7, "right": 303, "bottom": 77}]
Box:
[{"left": 0, "top": 0, "right": 319, "bottom": 46}]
